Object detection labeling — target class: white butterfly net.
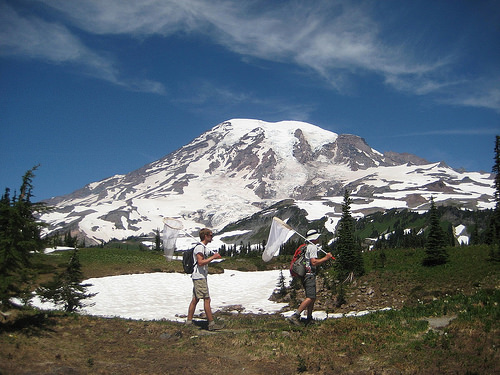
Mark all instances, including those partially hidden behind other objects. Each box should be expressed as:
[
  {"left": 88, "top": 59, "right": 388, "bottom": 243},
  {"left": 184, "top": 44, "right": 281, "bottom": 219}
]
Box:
[{"left": 162, "top": 218, "right": 183, "bottom": 261}]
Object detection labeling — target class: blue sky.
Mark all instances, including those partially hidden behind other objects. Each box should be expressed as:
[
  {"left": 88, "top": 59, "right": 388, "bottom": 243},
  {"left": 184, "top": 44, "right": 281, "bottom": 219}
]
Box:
[{"left": 1, "top": 0, "right": 499, "bottom": 201}]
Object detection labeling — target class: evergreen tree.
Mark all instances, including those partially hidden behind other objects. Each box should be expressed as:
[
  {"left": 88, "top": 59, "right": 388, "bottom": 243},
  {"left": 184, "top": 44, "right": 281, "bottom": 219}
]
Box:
[
  {"left": 446, "top": 223, "right": 456, "bottom": 247},
  {"left": 37, "top": 249, "right": 96, "bottom": 312},
  {"left": 64, "top": 230, "right": 78, "bottom": 248},
  {"left": 469, "top": 215, "right": 480, "bottom": 245},
  {"left": 336, "top": 284, "right": 346, "bottom": 308},
  {"left": 218, "top": 244, "right": 227, "bottom": 256},
  {"left": 494, "top": 135, "right": 500, "bottom": 211},
  {"left": 0, "top": 166, "right": 47, "bottom": 308},
  {"left": 276, "top": 269, "right": 287, "bottom": 296},
  {"left": 423, "top": 197, "right": 449, "bottom": 266},
  {"left": 334, "top": 190, "right": 364, "bottom": 280},
  {"left": 489, "top": 135, "right": 500, "bottom": 261},
  {"left": 154, "top": 228, "right": 161, "bottom": 251}
]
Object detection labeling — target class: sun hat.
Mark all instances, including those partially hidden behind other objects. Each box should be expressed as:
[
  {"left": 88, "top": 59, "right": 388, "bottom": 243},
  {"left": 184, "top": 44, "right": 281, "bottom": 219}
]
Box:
[{"left": 306, "top": 229, "right": 320, "bottom": 241}]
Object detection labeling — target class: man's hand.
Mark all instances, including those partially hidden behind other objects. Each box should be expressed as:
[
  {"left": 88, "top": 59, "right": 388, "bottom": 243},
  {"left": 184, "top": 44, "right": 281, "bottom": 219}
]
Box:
[{"left": 312, "top": 252, "right": 335, "bottom": 266}]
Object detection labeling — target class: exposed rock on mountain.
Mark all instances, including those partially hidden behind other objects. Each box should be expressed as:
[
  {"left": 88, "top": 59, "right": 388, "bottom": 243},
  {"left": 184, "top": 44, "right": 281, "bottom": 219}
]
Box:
[{"left": 39, "top": 119, "right": 495, "bottom": 245}]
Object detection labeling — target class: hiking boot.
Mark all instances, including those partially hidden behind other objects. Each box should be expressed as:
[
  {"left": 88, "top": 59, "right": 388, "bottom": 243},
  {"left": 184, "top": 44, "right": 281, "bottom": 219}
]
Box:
[
  {"left": 208, "top": 321, "right": 224, "bottom": 331},
  {"left": 287, "top": 313, "right": 301, "bottom": 326},
  {"left": 305, "top": 317, "right": 316, "bottom": 326}
]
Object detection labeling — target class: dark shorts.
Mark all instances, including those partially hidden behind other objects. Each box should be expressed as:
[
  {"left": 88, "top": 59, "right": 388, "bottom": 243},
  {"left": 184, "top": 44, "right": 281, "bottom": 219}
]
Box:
[
  {"left": 302, "top": 274, "right": 316, "bottom": 299},
  {"left": 193, "top": 278, "right": 210, "bottom": 300}
]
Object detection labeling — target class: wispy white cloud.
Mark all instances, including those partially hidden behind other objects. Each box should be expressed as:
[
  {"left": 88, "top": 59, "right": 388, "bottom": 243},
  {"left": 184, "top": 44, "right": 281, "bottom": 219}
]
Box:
[
  {"left": 0, "top": 3, "right": 91, "bottom": 62},
  {"left": 44, "top": 0, "right": 436, "bottom": 82},
  {"left": 440, "top": 79, "right": 500, "bottom": 113},
  {"left": 391, "top": 128, "right": 499, "bottom": 137},
  {"left": 0, "top": 2, "right": 165, "bottom": 94},
  {"left": 33, "top": 1, "right": 460, "bottom": 93},
  {"left": 3, "top": 0, "right": 498, "bottom": 111},
  {"left": 38, "top": 0, "right": 207, "bottom": 35},
  {"left": 175, "top": 79, "right": 316, "bottom": 121},
  {"left": 28, "top": 1, "right": 436, "bottom": 92},
  {"left": 177, "top": 80, "right": 253, "bottom": 106}
]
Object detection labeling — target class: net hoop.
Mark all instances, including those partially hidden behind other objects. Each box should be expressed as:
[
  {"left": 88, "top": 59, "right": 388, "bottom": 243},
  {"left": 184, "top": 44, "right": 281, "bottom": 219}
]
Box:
[
  {"left": 273, "top": 216, "right": 293, "bottom": 230},
  {"left": 163, "top": 217, "right": 183, "bottom": 230}
]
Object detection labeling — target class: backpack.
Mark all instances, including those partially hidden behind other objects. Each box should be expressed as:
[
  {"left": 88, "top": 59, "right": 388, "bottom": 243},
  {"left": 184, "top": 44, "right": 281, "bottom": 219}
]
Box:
[
  {"left": 290, "top": 244, "right": 307, "bottom": 277},
  {"left": 182, "top": 246, "right": 197, "bottom": 274}
]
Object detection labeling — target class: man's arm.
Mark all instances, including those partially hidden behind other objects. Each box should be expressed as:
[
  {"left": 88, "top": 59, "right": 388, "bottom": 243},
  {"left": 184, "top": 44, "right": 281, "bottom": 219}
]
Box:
[
  {"left": 196, "top": 251, "right": 221, "bottom": 267},
  {"left": 310, "top": 252, "right": 334, "bottom": 267}
]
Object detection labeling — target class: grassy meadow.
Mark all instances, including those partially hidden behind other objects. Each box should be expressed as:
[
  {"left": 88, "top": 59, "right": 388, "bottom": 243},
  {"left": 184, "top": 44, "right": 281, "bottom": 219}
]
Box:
[{"left": 1, "top": 244, "right": 498, "bottom": 374}]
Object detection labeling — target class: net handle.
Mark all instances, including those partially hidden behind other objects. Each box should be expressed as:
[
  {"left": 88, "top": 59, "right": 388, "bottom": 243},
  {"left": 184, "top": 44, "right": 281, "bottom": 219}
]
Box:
[{"left": 273, "top": 217, "right": 328, "bottom": 255}]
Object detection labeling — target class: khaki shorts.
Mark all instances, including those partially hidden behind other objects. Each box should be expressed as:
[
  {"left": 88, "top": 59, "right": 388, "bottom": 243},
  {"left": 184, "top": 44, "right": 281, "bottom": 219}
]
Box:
[
  {"left": 193, "top": 278, "right": 210, "bottom": 300},
  {"left": 302, "top": 274, "right": 317, "bottom": 299}
]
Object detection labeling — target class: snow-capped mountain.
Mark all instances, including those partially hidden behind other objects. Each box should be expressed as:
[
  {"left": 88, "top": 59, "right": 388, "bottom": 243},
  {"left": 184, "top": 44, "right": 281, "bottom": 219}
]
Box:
[{"left": 40, "top": 119, "right": 495, "bottom": 245}]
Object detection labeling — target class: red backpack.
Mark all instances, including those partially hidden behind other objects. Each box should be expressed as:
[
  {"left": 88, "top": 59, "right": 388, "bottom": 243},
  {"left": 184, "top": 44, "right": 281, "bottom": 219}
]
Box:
[{"left": 289, "top": 244, "right": 307, "bottom": 277}]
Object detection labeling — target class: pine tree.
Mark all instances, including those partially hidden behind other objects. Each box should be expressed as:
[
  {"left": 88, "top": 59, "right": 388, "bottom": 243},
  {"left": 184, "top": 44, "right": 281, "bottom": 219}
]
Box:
[
  {"left": 154, "top": 228, "right": 161, "bottom": 251},
  {"left": 276, "top": 269, "right": 287, "bottom": 296},
  {"left": 494, "top": 136, "right": 500, "bottom": 210},
  {"left": 37, "top": 249, "right": 96, "bottom": 312},
  {"left": 64, "top": 230, "right": 78, "bottom": 248},
  {"left": 0, "top": 166, "right": 47, "bottom": 308},
  {"left": 334, "top": 189, "right": 364, "bottom": 280},
  {"left": 489, "top": 135, "right": 500, "bottom": 261},
  {"left": 423, "top": 197, "right": 449, "bottom": 266},
  {"left": 469, "top": 215, "right": 480, "bottom": 245}
]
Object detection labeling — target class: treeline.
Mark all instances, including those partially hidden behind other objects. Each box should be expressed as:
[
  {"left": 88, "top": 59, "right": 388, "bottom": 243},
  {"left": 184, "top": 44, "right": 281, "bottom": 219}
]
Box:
[
  {"left": 356, "top": 206, "right": 495, "bottom": 251},
  {"left": 45, "top": 230, "right": 83, "bottom": 248},
  {"left": 214, "top": 205, "right": 495, "bottom": 258},
  {"left": 218, "top": 241, "right": 265, "bottom": 257},
  {"left": 206, "top": 239, "right": 302, "bottom": 258}
]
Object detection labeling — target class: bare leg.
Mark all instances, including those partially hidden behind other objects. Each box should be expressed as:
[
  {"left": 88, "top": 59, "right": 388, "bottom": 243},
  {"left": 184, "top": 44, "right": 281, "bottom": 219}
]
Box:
[
  {"left": 203, "top": 297, "right": 214, "bottom": 322},
  {"left": 187, "top": 296, "right": 199, "bottom": 320},
  {"left": 307, "top": 299, "right": 316, "bottom": 319},
  {"left": 297, "top": 297, "right": 315, "bottom": 316}
]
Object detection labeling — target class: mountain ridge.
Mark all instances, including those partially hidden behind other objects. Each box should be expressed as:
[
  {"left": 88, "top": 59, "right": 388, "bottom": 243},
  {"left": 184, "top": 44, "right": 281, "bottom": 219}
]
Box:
[{"left": 39, "top": 119, "right": 495, "bottom": 245}]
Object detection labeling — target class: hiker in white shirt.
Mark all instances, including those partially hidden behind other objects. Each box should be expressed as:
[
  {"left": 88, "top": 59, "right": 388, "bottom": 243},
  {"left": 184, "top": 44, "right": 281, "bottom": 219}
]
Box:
[{"left": 186, "top": 228, "right": 223, "bottom": 331}]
